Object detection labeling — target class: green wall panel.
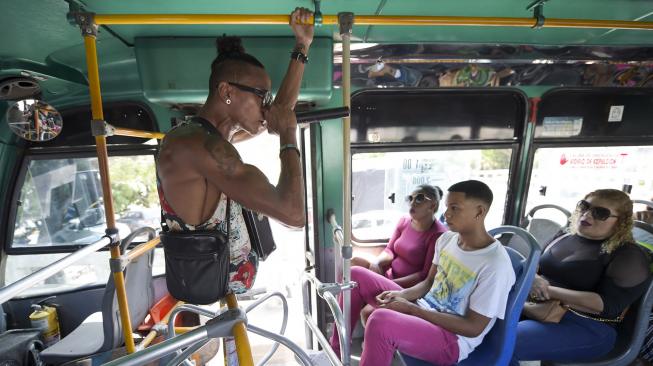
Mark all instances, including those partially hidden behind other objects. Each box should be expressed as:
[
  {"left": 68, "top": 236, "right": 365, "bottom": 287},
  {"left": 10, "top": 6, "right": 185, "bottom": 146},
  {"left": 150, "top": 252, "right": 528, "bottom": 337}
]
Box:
[{"left": 135, "top": 37, "right": 332, "bottom": 104}]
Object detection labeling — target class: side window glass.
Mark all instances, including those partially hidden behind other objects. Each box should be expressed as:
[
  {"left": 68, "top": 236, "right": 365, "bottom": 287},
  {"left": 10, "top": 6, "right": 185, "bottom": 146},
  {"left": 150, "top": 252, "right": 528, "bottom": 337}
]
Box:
[
  {"left": 5, "top": 153, "right": 161, "bottom": 296},
  {"left": 352, "top": 149, "right": 512, "bottom": 241},
  {"left": 525, "top": 145, "right": 653, "bottom": 225},
  {"left": 12, "top": 155, "right": 158, "bottom": 248}
]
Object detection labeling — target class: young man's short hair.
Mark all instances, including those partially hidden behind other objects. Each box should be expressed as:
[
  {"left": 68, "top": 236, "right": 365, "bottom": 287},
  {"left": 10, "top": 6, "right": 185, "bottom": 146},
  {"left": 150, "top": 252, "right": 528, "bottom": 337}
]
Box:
[{"left": 448, "top": 180, "right": 493, "bottom": 207}]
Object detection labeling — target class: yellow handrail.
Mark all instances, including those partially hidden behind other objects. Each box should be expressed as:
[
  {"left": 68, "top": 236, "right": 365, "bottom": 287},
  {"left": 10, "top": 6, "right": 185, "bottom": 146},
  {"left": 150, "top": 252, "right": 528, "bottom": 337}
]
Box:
[
  {"left": 126, "top": 237, "right": 161, "bottom": 262},
  {"left": 92, "top": 13, "right": 653, "bottom": 30},
  {"left": 113, "top": 127, "right": 165, "bottom": 140},
  {"left": 83, "top": 34, "right": 136, "bottom": 354},
  {"left": 138, "top": 301, "right": 184, "bottom": 350}
]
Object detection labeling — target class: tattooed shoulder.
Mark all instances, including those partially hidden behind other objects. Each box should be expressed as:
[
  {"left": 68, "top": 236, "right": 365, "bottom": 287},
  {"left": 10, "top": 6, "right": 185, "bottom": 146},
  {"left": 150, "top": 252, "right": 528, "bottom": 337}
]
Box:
[{"left": 203, "top": 134, "right": 241, "bottom": 176}]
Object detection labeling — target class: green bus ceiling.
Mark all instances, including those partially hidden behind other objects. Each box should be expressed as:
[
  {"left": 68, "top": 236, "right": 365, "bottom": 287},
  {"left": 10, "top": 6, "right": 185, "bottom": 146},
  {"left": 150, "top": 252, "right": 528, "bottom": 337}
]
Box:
[{"left": 1, "top": 0, "right": 652, "bottom": 111}]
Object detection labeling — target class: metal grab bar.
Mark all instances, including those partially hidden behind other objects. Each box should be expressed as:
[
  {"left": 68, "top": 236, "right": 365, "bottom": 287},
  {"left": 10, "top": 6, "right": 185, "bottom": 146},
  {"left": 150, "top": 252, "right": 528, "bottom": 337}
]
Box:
[
  {"left": 302, "top": 272, "right": 357, "bottom": 366},
  {"left": 106, "top": 107, "right": 350, "bottom": 141},
  {"left": 104, "top": 308, "right": 247, "bottom": 366},
  {"left": 164, "top": 292, "right": 304, "bottom": 366},
  {"left": 633, "top": 200, "right": 653, "bottom": 210},
  {"left": 245, "top": 292, "right": 289, "bottom": 366},
  {"left": 89, "top": 13, "right": 653, "bottom": 31},
  {"left": 0, "top": 237, "right": 110, "bottom": 304}
]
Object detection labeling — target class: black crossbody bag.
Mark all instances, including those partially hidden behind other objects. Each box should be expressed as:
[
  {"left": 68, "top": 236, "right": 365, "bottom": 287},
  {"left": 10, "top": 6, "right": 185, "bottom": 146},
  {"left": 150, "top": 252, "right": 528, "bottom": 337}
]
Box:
[
  {"left": 160, "top": 199, "right": 231, "bottom": 305},
  {"left": 242, "top": 209, "right": 276, "bottom": 261}
]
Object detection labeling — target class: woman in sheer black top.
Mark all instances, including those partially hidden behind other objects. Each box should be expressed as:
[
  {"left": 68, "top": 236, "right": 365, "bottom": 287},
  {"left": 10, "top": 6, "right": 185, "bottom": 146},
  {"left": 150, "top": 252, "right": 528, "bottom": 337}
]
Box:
[{"left": 510, "top": 189, "right": 652, "bottom": 365}]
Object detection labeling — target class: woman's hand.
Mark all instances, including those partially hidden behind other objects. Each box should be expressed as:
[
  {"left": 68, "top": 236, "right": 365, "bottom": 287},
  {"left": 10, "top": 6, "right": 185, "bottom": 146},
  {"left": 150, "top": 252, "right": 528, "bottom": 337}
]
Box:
[
  {"left": 290, "top": 8, "right": 314, "bottom": 51},
  {"left": 376, "top": 290, "right": 402, "bottom": 305},
  {"left": 264, "top": 104, "right": 297, "bottom": 135},
  {"left": 378, "top": 296, "right": 417, "bottom": 315},
  {"left": 530, "top": 274, "right": 551, "bottom": 301}
]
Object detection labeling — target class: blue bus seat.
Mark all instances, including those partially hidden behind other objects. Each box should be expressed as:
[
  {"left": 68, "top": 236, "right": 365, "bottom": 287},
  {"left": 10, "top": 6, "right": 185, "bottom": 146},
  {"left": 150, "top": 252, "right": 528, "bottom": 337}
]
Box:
[
  {"left": 400, "top": 226, "right": 540, "bottom": 366},
  {"left": 634, "top": 221, "right": 653, "bottom": 251},
  {"left": 547, "top": 278, "right": 653, "bottom": 366}
]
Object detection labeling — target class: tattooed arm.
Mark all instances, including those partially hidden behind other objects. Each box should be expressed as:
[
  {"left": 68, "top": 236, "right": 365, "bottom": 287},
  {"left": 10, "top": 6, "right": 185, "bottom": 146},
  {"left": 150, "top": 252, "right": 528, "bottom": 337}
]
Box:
[{"left": 179, "top": 110, "right": 304, "bottom": 227}]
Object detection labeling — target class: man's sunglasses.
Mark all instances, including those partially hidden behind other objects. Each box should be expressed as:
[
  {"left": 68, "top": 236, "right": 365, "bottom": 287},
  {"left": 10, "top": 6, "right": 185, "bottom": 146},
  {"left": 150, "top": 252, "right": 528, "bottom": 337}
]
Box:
[
  {"left": 228, "top": 82, "right": 273, "bottom": 108},
  {"left": 406, "top": 193, "right": 432, "bottom": 204},
  {"left": 577, "top": 200, "right": 619, "bottom": 221}
]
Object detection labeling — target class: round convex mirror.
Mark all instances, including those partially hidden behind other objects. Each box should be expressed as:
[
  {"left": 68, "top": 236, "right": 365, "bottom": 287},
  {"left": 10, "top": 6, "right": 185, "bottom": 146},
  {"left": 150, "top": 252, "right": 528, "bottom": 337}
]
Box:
[{"left": 5, "top": 99, "right": 63, "bottom": 142}]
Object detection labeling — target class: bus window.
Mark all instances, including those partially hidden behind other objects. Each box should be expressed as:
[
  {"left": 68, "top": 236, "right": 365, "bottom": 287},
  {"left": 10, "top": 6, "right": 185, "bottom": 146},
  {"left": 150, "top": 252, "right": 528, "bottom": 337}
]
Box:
[
  {"left": 5, "top": 154, "right": 160, "bottom": 296},
  {"left": 352, "top": 148, "right": 512, "bottom": 242},
  {"left": 11, "top": 155, "right": 158, "bottom": 248},
  {"left": 525, "top": 145, "right": 653, "bottom": 224}
]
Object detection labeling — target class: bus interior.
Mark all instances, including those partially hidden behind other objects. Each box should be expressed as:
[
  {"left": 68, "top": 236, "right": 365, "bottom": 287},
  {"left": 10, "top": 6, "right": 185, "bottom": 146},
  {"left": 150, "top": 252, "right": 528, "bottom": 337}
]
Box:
[{"left": 1, "top": 1, "right": 653, "bottom": 366}]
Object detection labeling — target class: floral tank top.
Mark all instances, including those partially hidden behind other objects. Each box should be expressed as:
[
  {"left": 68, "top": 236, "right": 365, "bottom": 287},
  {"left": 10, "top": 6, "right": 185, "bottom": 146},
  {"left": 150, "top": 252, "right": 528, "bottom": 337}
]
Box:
[{"left": 156, "top": 118, "right": 258, "bottom": 293}]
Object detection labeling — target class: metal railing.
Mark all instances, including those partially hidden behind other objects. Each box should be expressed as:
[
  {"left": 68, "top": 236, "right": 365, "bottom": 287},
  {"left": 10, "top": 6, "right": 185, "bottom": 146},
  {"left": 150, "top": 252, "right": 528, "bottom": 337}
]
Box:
[
  {"left": 0, "top": 237, "right": 110, "bottom": 304},
  {"left": 302, "top": 210, "right": 357, "bottom": 366}
]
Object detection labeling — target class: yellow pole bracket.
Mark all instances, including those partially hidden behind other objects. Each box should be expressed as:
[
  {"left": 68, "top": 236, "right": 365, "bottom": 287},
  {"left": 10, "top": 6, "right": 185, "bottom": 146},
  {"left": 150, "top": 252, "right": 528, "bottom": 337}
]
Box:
[{"left": 225, "top": 293, "right": 254, "bottom": 366}]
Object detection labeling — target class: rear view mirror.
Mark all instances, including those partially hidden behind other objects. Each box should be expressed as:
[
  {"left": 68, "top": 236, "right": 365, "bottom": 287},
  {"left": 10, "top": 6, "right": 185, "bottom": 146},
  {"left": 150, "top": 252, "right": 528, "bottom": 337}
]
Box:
[{"left": 6, "top": 99, "right": 63, "bottom": 142}]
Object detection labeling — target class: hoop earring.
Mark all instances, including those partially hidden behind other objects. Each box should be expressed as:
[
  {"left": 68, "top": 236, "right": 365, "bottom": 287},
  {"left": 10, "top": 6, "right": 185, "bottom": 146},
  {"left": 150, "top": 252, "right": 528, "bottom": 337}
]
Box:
[{"left": 225, "top": 98, "right": 231, "bottom": 105}]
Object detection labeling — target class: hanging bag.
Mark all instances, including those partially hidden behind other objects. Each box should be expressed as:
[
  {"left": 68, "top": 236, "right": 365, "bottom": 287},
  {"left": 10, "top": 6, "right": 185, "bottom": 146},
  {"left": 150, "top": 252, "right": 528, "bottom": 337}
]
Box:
[
  {"left": 522, "top": 299, "right": 568, "bottom": 323},
  {"left": 522, "top": 234, "right": 570, "bottom": 323},
  {"left": 160, "top": 200, "right": 231, "bottom": 305}
]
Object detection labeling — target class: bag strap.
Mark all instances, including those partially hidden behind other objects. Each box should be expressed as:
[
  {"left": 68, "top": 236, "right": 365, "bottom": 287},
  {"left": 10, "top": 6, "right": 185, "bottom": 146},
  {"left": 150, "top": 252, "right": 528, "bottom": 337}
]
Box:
[
  {"left": 226, "top": 198, "right": 231, "bottom": 241},
  {"left": 194, "top": 117, "right": 220, "bottom": 136}
]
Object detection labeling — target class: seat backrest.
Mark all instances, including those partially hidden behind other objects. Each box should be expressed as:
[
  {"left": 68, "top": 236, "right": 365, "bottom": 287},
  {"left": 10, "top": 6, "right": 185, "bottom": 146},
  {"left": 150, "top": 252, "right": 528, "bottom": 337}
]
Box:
[
  {"left": 634, "top": 221, "right": 653, "bottom": 247},
  {"left": 101, "top": 229, "right": 157, "bottom": 351},
  {"left": 458, "top": 226, "right": 540, "bottom": 366},
  {"left": 401, "top": 226, "right": 540, "bottom": 366},
  {"left": 101, "top": 250, "right": 155, "bottom": 350},
  {"left": 0, "top": 303, "right": 6, "bottom": 333},
  {"left": 528, "top": 218, "right": 563, "bottom": 251}
]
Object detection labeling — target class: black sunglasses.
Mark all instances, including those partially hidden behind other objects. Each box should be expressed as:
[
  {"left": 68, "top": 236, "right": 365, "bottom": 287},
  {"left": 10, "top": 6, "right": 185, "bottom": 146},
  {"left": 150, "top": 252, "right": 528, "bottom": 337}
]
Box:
[
  {"left": 577, "top": 200, "right": 619, "bottom": 221},
  {"left": 228, "top": 82, "right": 273, "bottom": 108},
  {"left": 406, "top": 193, "right": 432, "bottom": 204}
]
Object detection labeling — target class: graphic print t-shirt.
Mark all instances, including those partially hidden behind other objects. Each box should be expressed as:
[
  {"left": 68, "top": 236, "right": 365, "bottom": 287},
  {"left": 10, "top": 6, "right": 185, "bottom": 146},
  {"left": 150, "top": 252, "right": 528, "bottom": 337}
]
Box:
[{"left": 416, "top": 231, "right": 515, "bottom": 362}]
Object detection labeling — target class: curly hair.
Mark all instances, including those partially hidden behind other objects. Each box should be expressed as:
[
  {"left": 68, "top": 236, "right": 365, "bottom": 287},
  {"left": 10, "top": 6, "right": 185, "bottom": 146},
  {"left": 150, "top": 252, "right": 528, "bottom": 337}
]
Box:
[{"left": 568, "top": 189, "right": 634, "bottom": 254}]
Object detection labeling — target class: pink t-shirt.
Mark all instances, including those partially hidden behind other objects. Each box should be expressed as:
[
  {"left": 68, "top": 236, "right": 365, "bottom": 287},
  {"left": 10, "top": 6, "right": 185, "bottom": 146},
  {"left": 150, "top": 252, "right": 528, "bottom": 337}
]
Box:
[{"left": 383, "top": 217, "right": 447, "bottom": 282}]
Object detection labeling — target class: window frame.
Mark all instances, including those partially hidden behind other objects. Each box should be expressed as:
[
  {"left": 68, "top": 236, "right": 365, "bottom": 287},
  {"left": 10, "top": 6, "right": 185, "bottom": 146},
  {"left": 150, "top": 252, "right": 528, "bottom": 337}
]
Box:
[
  {"left": 5, "top": 144, "right": 159, "bottom": 255},
  {"left": 521, "top": 140, "right": 653, "bottom": 222},
  {"left": 519, "top": 87, "right": 653, "bottom": 223},
  {"left": 350, "top": 141, "right": 522, "bottom": 244}
]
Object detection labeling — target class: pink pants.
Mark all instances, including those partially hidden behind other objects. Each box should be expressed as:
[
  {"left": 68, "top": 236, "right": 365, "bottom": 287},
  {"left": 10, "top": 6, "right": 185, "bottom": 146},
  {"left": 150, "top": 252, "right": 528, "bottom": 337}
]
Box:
[{"left": 330, "top": 267, "right": 459, "bottom": 366}]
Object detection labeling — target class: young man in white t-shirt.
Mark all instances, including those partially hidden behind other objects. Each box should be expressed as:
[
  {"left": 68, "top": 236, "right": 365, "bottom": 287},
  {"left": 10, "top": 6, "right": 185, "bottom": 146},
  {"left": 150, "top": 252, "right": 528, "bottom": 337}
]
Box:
[{"left": 328, "top": 180, "right": 516, "bottom": 366}]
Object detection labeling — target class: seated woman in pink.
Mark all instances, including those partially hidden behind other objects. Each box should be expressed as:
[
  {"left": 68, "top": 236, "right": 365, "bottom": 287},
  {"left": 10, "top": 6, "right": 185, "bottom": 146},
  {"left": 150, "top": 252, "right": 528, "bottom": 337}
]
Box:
[{"left": 352, "top": 184, "right": 447, "bottom": 288}]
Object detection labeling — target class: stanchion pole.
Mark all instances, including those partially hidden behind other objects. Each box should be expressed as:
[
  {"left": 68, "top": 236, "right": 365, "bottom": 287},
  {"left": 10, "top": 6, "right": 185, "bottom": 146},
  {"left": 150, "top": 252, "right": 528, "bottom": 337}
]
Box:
[{"left": 79, "top": 14, "right": 136, "bottom": 353}]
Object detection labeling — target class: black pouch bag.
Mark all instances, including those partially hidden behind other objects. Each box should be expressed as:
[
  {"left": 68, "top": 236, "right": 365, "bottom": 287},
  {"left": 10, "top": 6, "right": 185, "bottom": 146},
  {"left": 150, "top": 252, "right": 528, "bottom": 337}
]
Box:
[
  {"left": 242, "top": 209, "right": 277, "bottom": 261},
  {"left": 160, "top": 201, "right": 231, "bottom": 305}
]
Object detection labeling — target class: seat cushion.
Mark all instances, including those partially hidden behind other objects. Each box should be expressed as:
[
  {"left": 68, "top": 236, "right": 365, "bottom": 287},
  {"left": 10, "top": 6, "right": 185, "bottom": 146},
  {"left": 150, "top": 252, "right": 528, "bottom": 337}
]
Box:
[{"left": 40, "top": 312, "right": 105, "bottom": 365}]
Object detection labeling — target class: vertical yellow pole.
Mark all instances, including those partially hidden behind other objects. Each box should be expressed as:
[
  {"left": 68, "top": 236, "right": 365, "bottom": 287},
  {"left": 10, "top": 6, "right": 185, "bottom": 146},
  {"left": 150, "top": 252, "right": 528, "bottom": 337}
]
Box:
[
  {"left": 83, "top": 34, "right": 136, "bottom": 354},
  {"left": 225, "top": 293, "right": 254, "bottom": 366}
]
